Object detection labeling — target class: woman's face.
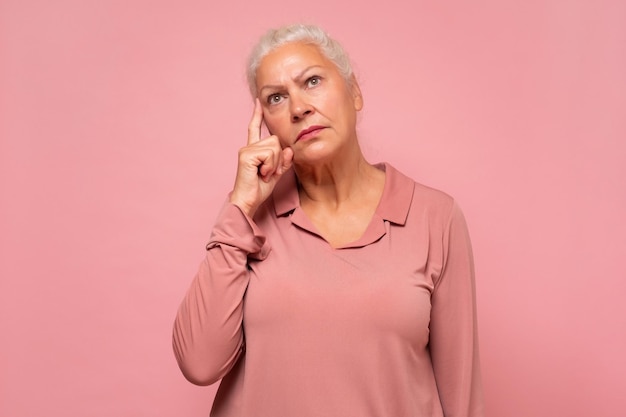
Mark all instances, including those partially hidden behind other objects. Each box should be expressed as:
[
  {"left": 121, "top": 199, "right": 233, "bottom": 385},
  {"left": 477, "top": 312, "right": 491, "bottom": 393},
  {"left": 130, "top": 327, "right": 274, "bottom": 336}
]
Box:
[{"left": 255, "top": 42, "right": 363, "bottom": 164}]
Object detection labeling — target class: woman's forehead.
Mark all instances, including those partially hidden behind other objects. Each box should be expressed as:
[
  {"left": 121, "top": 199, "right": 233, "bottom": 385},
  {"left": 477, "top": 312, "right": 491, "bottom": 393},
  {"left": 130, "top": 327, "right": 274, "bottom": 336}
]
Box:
[{"left": 256, "top": 43, "right": 334, "bottom": 83}]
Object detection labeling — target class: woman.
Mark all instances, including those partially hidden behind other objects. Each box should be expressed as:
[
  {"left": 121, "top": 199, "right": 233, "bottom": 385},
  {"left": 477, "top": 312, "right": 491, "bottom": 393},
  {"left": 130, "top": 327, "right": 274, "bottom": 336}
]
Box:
[{"left": 173, "top": 24, "right": 484, "bottom": 417}]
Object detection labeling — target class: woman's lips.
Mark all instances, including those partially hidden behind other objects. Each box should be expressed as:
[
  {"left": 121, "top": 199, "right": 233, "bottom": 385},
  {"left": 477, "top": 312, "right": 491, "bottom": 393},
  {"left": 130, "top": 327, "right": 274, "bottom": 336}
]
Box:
[{"left": 296, "top": 125, "right": 325, "bottom": 142}]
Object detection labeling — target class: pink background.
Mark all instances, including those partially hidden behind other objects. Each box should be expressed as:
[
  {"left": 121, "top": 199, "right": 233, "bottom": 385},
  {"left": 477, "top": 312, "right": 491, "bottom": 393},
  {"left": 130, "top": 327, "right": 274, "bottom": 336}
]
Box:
[{"left": 1, "top": 0, "right": 625, "bottom": 416}]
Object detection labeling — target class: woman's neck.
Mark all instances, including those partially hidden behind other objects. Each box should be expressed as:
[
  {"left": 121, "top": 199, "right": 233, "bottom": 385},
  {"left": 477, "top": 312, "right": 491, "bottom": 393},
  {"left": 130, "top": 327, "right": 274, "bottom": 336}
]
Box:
[{"left": 294, "top": 150, "right": 382, "bottom": 209}]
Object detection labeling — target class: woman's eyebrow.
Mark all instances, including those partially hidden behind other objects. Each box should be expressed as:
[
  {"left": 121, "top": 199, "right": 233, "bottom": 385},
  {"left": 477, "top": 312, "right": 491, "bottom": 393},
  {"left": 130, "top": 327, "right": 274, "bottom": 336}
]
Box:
[
  {"left": 259, "top": 65, "right": 324, "bottom": 95},
  {"left": 293, "top": 65, "right": 323, "bottom": 82}
]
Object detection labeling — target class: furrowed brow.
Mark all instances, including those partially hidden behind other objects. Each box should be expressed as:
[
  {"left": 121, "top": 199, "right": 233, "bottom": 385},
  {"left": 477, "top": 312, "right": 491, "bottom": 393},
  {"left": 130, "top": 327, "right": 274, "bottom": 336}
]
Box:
[
  {"left": 293, "top": 65, "right": 323, "bottom": 82},
  {"left": 258, "top": 65, "right": 324, "bottom": 95}
]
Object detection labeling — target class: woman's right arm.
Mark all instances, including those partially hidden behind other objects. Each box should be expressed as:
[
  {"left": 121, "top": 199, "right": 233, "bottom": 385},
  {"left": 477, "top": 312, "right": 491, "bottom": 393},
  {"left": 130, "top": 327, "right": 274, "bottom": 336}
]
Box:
[
  {"left": 172, "top": 203, "right": 268, "bottom": 386},
  {"left": 172, "top": 99, "right": 293, "bottom": 385}
]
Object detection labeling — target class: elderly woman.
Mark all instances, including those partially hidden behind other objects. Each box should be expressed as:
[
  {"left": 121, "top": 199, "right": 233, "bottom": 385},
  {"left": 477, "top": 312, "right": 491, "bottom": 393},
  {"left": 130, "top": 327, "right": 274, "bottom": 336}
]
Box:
[{"left": 173, "top": 24, "right": 484, "bottom": 417}]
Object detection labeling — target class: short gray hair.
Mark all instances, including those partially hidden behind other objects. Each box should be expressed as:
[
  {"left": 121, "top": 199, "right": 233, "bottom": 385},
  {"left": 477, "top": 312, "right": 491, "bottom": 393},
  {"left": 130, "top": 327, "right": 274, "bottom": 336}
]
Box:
[{"left": 246, "top": 24, "right": 354, "bottom": 98}]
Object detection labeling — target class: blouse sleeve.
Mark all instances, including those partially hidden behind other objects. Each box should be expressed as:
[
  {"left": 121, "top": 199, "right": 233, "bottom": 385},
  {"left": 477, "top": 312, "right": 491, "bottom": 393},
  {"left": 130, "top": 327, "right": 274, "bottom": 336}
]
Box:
[
  {"left": 172, "top": 202, "right": 269, "bottom": 386},
  {"left": 429, "top": 201, "right": 485, "bottom": 417}
]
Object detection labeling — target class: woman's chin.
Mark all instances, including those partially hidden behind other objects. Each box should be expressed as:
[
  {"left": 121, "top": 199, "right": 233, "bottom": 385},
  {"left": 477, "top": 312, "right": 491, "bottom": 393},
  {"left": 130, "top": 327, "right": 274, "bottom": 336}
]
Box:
[{"left": 292, "top": 142, "right": 337, "bottom": 165}]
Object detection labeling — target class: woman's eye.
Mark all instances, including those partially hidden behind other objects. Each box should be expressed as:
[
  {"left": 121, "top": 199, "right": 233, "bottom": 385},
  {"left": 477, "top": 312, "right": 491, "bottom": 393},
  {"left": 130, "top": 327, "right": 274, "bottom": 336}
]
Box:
[
  {"left": 267, "top": 94, "right": 283, "bottom": 104},
  {"left": 306, "top": 76, "right": 321, "bottom": 87}
]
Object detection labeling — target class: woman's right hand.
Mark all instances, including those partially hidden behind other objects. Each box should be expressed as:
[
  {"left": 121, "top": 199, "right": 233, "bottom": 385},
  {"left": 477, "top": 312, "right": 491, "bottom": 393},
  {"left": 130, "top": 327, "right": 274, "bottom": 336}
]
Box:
[{"left": 229, "top": 98, "right": 294, "bottom": 218}]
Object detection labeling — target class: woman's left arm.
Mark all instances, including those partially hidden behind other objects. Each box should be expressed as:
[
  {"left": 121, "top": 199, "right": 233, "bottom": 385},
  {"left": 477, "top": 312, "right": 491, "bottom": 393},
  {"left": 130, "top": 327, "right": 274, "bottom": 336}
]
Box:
[{"left": 429, "top": 202, "right": 485, "bottom": 417}]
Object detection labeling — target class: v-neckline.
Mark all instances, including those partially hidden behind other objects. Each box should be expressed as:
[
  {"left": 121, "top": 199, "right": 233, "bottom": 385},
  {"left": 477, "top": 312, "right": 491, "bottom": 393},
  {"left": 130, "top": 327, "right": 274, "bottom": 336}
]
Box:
[
  {"left": 289, "top": 208, "right": 388, "bottom": 249},
  {"left": 271, "top": 162, "right": 416, "bottom": 249},
  {"left": 288, "top": 168, "right": 388, "bottom": 249}
]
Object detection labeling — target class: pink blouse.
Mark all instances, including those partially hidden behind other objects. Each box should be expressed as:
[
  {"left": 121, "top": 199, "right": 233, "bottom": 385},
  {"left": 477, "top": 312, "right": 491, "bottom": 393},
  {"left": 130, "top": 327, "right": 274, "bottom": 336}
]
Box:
[{"left": 173, "top": 163, "right": 484, "bottom": 416}]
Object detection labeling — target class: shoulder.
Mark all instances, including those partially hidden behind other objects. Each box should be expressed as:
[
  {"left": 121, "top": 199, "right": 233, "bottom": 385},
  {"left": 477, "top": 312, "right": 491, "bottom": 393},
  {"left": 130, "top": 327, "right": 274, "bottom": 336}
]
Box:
[{"left": 383, "top": 163, "right": 456, "bottom": 218}]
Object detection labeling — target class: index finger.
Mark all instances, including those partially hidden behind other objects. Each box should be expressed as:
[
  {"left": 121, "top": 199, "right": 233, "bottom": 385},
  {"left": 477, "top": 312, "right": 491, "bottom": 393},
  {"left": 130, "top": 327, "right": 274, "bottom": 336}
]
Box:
[{"left": 247, "top": 98, "right": 263, "bottom": 145}]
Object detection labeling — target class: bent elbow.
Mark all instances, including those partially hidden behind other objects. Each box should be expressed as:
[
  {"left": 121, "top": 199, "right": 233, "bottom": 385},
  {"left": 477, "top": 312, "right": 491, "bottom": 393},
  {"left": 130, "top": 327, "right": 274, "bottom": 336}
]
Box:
[
  {"left": 173, "top": 339, "right": 243, "bottom": 386},
  {"left": 178, "top": 363, "right": 222, "bottom": 386}
]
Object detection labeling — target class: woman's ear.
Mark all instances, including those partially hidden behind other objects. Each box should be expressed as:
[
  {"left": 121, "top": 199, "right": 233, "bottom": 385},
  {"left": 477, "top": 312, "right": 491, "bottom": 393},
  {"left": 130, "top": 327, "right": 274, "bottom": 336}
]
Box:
[{"left": 350, "top": 75, "right": 363, "bottom": 111}]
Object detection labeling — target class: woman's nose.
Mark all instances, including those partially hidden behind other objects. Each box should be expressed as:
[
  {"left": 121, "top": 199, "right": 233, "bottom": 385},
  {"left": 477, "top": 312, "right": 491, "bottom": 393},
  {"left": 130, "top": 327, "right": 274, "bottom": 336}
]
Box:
[{"left": 290, "top": 93, "right": 313, "bottom": 122}]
